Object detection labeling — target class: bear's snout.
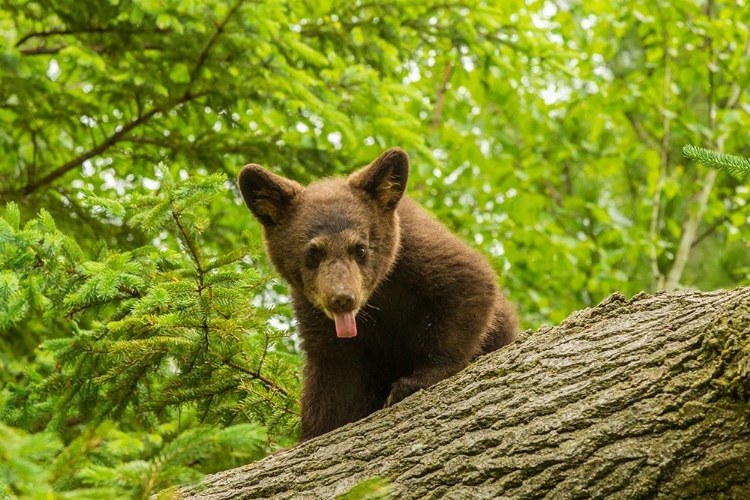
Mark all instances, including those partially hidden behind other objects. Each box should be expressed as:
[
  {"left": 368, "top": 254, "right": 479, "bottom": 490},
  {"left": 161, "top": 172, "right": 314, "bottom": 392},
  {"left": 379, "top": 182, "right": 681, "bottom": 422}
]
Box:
[{"left": 328, "top": 289, "right": 356, "bottom": 312}]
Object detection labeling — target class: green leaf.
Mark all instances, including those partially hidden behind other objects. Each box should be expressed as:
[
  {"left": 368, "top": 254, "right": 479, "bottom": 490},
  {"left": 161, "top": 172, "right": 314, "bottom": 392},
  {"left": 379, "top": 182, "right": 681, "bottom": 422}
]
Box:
[
  {"left": 169, "top": 63, "right": 191, "bottom": 84},
  {"left": 286, "top": 38, "right": 330, "bottom": 67}
]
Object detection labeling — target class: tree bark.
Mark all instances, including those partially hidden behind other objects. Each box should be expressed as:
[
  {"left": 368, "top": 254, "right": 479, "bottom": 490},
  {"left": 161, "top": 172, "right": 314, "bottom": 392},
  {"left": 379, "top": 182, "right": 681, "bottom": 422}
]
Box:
[{"left": 180, "top": 287, "right": 750, "bottom": 499}]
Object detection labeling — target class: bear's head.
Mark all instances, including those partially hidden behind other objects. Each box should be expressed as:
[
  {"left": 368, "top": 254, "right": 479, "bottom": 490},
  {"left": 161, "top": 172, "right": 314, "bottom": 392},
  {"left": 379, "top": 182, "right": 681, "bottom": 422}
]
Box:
[{"left": 238, "top": 148, "right": 409, "bottom": 338}]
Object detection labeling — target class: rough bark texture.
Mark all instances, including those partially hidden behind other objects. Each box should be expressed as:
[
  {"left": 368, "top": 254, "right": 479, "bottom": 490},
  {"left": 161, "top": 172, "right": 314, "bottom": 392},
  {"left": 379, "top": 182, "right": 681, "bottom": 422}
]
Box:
[{"left": 180, "top": 287, "right": 750, "bottom": 499}]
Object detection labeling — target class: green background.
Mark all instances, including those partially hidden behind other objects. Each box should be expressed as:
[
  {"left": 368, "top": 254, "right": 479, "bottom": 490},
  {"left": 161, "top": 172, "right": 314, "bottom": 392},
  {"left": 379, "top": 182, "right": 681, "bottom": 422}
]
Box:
[{"left": 1, "top": 0, "right": 748, "bottom": 497}]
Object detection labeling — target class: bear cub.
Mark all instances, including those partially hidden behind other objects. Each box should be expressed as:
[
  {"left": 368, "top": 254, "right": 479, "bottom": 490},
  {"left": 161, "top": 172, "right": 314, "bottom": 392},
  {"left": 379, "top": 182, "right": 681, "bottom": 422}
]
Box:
[{"left": 238, "top": 148, "right": 518, "bottom": 440}]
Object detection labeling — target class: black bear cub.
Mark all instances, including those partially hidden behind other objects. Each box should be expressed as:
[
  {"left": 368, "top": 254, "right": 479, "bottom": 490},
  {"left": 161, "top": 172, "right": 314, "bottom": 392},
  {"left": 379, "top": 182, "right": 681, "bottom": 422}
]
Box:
[{"left": 238, "top": 148, "right": 518, "bottom": 440}]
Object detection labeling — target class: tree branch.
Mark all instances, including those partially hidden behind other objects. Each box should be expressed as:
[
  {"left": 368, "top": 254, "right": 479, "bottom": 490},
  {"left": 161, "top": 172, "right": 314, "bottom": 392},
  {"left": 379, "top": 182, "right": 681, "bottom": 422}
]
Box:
[
  {"left": 14, "top": 105, "right": 163, "bottom": 195},
  {"left": 623, "top": 111, "right": 659, "bottom": 149},
  {"left": 14, "top": 26, "right": 170, "bottom": 48},
  {"left": 188, "top": 0, "right": 246, "bottom": 85},
  {"left": 15, "top": 27, "right": 138, "bottom": 48},
  {"left": 8, "top": 1, "right": 246, "bottom": 196},
  {"left": 18, "top": 46, "right": 66, "bottom": 55}
]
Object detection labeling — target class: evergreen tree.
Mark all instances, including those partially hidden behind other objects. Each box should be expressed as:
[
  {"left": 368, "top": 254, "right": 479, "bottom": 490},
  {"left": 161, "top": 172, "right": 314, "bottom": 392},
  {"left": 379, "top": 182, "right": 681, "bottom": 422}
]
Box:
[{"left": 1, "top": 167, "right": 298, "bottom": 498}]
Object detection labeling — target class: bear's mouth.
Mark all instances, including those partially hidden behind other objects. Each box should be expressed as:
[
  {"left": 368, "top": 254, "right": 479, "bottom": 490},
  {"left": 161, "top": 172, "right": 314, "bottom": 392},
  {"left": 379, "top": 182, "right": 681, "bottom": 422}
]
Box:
[{"left": 333, "top": 310, "right": 358, "bottom": 338}]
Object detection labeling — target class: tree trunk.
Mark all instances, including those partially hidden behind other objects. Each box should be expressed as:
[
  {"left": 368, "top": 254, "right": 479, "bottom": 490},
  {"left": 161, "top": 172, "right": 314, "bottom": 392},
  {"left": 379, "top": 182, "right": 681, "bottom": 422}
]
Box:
[{"left": 179, "top": 287, "right": 750, "bottom": 499}]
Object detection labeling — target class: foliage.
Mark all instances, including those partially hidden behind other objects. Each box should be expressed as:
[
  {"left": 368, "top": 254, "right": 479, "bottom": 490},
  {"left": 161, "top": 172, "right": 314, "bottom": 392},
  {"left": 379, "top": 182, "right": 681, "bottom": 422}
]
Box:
[
  {"left": 684, "top": 145, "right": 750, "bottom": 181},
  {"left": 1, "top": 408, "right": 268, "bottom": 499},
  {"left": 1, "top": 0, "right": 749, "bottom": 497},
  {"left": 337, "top": 477, "right": 393, "bottom": 500},
  {"left": 2, "top": 0, "right": 748, "bottom": 326},
  {"left": 0, "top": 170, "right": 295, "bottom": 498}
]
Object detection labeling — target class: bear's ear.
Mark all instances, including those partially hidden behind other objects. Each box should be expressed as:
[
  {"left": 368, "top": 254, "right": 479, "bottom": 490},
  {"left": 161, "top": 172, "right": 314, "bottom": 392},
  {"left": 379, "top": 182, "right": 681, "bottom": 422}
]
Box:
[
  {"left": 238, "top": 164, "right": 303, "bottom": 226},
  {"left": 348, "top": 147, "right": 409, "bottom": 211}
]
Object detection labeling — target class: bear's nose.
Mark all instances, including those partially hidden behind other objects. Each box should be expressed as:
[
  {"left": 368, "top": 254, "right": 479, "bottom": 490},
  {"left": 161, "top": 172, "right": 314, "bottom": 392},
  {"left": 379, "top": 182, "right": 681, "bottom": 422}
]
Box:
[{"left": 331, "top": 290, "right": 355, "bottom": 311}]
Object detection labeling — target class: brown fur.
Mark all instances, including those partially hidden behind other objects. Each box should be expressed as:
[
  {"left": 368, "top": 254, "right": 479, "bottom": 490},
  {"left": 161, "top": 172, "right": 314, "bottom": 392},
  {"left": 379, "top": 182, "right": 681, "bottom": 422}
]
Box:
[{"left": 238, "top": 147, "right": 518, "bottom": 440}]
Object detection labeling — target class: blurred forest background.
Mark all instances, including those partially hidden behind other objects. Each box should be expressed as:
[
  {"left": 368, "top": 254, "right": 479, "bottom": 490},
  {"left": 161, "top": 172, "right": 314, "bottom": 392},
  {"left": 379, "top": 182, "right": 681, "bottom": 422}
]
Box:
[{"left": 1, "top": 0, "right": 748, "bottom": 497}]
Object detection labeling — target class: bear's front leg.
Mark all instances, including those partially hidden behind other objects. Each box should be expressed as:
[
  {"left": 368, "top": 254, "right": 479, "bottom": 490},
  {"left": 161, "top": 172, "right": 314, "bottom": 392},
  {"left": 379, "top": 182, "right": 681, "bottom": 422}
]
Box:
[
  {"left": 300, "top": 347, "right": 380, "bottom": 440},
  {"left": 385, "top": 292, "right": 497, "bottom": 407},
  {"left": 385, "top": 362, "right": 467, "bottom": 407}
]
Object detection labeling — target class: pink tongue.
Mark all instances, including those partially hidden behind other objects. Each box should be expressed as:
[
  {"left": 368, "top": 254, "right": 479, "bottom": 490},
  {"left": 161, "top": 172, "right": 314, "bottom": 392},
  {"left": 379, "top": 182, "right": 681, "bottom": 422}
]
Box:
[{"left": 334, "top": 311, "right": 357, "bottom": 338}]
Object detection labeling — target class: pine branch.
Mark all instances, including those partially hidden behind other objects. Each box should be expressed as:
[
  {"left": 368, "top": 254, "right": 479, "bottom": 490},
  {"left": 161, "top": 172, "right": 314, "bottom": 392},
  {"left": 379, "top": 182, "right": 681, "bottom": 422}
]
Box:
[
  {"left": 683, "top": 145, "right": 750, "bottom": 181},
  {"left": 224, "top": 359, "right": 290, "bottom": 398}
]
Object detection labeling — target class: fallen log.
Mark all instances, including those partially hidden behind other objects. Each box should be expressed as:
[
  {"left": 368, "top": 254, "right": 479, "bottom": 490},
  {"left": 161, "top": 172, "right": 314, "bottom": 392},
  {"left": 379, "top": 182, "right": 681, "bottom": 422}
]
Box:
[{"left": 179, "top": 286, "right": 750, "bottom": 499}]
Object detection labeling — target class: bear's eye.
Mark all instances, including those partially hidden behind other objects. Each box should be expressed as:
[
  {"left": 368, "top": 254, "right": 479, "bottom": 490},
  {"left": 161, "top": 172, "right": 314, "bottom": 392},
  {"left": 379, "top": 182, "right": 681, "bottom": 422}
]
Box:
[
  {"left": 305, "top": 247, "right": 321, "bottom": 268},
  {"left": 354, "top": 244, "right": 367, "bottom": 260}
]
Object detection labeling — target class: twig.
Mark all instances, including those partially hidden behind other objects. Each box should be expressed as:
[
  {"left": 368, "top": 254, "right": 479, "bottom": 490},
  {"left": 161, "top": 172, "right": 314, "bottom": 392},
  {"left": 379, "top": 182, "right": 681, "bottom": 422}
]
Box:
[
  {"left": 648, "top": 7, "right": 672, "bottom": 291},
  {"left": 691, "top": 202, "right": 750, "bottom": 249},
  {"left": 65, "top": 291, "right": 142, "bottom": 319},
  {"left": 224, "top": 359, "right": 290, "bottom": 398},
  {"left": 432, "top": 62, "right": 453, "bottom": 131},
  {"left": 19, "top": 46, "right": 65, "bottom": 55},
  {"left": 171, "top": 209, "right": 211, "bottom": 349},
  {"left": 171, "top": 210, "right": 204, "bottom": 274},
  {"left": 624, "top": 111, "right": 659, "bottom": 149}
]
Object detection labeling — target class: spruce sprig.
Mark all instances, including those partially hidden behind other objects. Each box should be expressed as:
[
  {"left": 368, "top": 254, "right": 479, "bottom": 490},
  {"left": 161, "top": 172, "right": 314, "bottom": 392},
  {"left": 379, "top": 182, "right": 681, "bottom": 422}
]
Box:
[{"left": 683, "top": 145, "right": 750, "bottom": 181}]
